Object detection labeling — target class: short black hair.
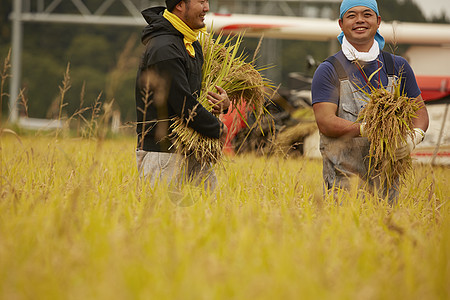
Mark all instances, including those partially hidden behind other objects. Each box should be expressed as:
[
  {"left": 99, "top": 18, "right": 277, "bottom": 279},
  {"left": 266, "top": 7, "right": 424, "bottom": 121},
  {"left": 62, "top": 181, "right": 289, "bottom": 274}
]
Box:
[{"left": 165, "top": 0, "right": 182, "bottom": 12}]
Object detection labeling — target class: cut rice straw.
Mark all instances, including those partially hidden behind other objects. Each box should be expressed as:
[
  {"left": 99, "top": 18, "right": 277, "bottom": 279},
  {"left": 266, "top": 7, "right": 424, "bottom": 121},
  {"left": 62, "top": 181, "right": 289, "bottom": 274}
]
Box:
[
  {"left": 356, "top": 62, "right": 421, "bottom": 190},
  {"left": 170, "top": 31, "right": 273, "bottom": 165}
]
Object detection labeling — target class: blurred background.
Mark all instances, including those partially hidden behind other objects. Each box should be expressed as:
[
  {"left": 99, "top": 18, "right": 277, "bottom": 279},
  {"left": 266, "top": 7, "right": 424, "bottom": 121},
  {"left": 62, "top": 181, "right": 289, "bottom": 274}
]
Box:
[{"left": 1, "top": 0, "right": 448, "bottom": 123}]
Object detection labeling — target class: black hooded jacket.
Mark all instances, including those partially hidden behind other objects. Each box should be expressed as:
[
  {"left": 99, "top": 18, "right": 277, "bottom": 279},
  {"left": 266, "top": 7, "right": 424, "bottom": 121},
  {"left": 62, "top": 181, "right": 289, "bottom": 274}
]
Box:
[{"left": 135, "top": 6, "right": 221, "bottom": 152}]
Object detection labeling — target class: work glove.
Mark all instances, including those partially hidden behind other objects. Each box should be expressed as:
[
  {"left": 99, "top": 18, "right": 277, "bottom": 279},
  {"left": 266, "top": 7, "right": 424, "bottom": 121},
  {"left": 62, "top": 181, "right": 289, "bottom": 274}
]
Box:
[{"left": 394, "top": 128, "right": 425, "bottom": 161}]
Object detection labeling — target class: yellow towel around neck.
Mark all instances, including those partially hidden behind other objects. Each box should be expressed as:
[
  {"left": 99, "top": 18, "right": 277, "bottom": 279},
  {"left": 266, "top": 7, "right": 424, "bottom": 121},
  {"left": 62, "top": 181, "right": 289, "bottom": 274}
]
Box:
[{"left": 163, "top": 9, "right": 207, "bottom": 58}]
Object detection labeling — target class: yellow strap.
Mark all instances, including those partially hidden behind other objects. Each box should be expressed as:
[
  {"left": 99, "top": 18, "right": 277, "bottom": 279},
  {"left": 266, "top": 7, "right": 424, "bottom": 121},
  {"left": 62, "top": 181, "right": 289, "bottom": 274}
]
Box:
[{"left": 163, "top": 9, "right": 207, "bottom": 57}]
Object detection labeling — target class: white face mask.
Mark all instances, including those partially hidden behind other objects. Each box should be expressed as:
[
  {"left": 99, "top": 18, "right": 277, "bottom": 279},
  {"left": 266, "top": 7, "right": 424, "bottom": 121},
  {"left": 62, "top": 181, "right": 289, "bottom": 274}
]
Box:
[{"left": 341, "top": 36, "right": 380, "bottom": 62}]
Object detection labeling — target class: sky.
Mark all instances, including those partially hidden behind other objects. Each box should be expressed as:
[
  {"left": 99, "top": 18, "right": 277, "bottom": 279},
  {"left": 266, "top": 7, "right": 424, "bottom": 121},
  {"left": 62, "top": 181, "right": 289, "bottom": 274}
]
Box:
[{"left": 412, "top": 0, "right": 450, "bottom": 19}]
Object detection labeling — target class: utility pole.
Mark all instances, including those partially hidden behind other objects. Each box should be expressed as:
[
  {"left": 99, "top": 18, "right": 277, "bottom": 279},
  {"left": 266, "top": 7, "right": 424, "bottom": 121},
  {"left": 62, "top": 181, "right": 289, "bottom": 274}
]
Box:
[{"left": 9, "top": 0, "right": 23, "bottom": 123}]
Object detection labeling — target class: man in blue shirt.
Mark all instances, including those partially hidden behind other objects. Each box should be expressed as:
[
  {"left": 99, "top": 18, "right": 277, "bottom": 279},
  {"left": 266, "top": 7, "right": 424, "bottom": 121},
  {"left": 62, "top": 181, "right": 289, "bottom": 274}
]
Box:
[{"left": 311, "top": 0, "right": 429, "bottom": 202}]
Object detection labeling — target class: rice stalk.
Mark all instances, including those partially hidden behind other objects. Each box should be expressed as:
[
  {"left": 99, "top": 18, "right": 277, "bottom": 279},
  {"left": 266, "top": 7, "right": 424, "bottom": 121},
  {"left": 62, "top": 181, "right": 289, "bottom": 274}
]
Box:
[
  {"left": 171, "top": 32, "right": 273, "bottom": 165},
  {"left": 0, "top": 49, "right": 11, "bottom": 129},
  {"left": 356, "top": 63, "right": 421, "bottom": 190},
  {"left": 55, "top": 63, "right": 71, "bottom": 139}
]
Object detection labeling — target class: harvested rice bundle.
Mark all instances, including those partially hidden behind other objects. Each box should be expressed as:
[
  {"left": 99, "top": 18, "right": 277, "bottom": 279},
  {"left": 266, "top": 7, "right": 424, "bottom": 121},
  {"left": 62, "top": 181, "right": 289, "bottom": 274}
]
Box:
[
  {"left": 224, "top": 63, "right": 268, "bottom": 117},
  {"left": 171, "top": 32, "right": 272, "bottom": 165},
  {"left": 273, "top": 121, "right": 318, "bottom": 155},
  {"left": 357, "top": 74, "right": 421, "bottom": 189}
]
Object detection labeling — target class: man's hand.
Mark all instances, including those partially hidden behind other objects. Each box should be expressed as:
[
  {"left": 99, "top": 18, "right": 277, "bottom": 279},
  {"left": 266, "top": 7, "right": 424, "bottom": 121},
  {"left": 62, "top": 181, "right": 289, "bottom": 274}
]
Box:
[
  {"left": 394, "top": 128, "right": 425, "bottom": 161},
  {"left": 219, "top": 123, "right": 228, "bottom": 144},
  {"left": 208, "top": 85, "right": 231, "bottom": 115}
]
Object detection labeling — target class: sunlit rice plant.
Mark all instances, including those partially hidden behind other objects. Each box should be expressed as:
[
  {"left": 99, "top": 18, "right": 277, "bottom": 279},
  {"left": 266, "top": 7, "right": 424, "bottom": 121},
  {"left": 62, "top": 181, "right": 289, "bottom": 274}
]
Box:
[
  {"left": 170, "top": 32, "right": 273, "bottom": 165},
  {"left": 1, "top": 43, "right": 448, "bottom": 300},
  {"left": 356, "top": 63, "right": 421, "bottom": 190},
  {"left": 0, "top": 135, "right": 449, "bottom": 300}
]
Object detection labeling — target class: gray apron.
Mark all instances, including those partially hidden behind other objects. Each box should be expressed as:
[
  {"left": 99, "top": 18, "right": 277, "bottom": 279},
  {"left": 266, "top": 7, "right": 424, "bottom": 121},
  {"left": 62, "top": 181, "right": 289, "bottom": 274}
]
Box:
[{"left": 319, "top": 71, "right": 399, "bottom": 202}]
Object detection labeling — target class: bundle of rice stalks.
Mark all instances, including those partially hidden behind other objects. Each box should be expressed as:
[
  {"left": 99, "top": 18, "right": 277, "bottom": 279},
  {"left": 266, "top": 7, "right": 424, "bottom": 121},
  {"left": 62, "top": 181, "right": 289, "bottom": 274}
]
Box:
[
  {"left": 170, "top": 32, "right": 273, "bottom": 165},
  {"left": 357, "top": 71, "right": 421, "bottom": 190},
  {"left": 273, "top": 122, "right": 318, "bottom": 155}
]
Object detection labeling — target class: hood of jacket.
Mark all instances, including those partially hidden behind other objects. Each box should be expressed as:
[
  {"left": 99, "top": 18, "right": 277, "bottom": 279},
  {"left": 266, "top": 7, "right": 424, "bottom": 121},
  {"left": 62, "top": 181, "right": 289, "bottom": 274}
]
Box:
[{"left": 141, "top": 6, "right": 183, "bottom": 45}]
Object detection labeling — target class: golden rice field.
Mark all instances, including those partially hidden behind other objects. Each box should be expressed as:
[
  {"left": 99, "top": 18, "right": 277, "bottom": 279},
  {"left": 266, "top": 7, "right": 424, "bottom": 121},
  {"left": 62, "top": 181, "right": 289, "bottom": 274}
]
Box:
[{"left": 0, "top": 134, "right": 449, "bottom": 300}]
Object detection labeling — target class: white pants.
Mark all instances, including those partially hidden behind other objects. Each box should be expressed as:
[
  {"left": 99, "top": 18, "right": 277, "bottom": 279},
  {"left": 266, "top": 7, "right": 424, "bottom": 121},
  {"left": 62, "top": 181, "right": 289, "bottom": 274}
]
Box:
[{"left": 135, "top": 150, "right": 217, "bottom": 192}]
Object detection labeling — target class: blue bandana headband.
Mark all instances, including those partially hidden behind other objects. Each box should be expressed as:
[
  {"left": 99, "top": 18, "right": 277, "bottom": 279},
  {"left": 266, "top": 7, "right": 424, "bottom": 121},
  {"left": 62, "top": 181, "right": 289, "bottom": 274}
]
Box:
[{"left": 337, "top": 0, "right": 385, "bottom": 50}]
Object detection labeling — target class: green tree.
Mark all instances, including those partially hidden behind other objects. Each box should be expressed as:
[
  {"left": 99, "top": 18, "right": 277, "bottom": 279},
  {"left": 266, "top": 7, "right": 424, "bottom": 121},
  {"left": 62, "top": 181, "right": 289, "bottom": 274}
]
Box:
[
  {"left": 20, "top": 52, "right": 64, "bottom": 118},
  {"left": 431, "top": 11, "right": 450, "bottom": 23},
  {"left": 378, "top": 0, "right": 427, "bottom": 22}
]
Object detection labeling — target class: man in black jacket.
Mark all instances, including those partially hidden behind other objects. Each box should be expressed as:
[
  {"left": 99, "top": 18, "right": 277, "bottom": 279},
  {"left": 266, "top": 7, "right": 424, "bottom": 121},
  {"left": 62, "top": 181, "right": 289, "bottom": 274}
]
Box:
[{"left": 135, "top": 0, "right": 229, "bottom": 191}]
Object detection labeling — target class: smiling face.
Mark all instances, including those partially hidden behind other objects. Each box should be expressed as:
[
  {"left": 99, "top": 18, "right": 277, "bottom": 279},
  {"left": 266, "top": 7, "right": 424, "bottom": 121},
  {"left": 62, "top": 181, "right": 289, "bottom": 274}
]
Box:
[
  {"left": 177, "top": 0, "right": 209, "bottom": 30},
  {"left": 338, "top": 6, "right": 381, "bottom": 52}
]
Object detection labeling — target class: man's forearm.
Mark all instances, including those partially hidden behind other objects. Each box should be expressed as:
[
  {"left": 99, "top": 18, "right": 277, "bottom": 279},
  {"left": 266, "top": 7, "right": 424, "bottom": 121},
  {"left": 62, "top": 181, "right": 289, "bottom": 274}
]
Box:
[
  {"left": 413, "top": 104, "right": 429, "bottom": 132},
  {"left": 317, "top": 115, "right": 361, "bottom": 138},
  {"left": 313, "top": 102, "right": 361, "bottom": 138}
]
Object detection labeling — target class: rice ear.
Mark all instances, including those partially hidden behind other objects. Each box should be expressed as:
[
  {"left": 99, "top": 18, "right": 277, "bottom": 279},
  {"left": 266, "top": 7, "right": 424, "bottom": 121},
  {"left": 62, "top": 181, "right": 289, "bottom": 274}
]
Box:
[{"left": 357, "top": 73, "right": 420, "bottom": 191}]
